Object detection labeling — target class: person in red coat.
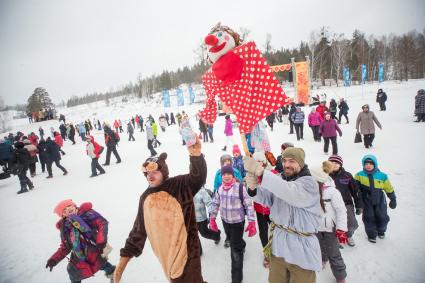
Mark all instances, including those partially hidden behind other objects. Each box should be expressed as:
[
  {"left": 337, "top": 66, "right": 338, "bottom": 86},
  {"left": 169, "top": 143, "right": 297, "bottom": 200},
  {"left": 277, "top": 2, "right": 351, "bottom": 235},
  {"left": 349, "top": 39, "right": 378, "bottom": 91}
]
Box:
[
  {"left": 54, "top": 131, "right": 66, "bottom": 155},
  {"left": 46, "top": 199, "right": 115, "bottom": 282},
  {"left": 86, "top": 136, "right": 105, "bottom": 177},
  {"left": 316, "top": 101, "right": 329, "bottom": 120}
]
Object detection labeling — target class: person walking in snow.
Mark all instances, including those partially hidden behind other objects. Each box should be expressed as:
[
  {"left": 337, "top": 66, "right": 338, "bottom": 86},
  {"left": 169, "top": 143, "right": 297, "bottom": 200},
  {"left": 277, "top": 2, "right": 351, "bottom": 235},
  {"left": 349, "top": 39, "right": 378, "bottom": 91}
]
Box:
[
  {"left": 23, "top": 139, "right": 38, "bottom": 177},
  {"left": 113, "top": 120, "right": 120, "bottom": 133},
  {"left": 354, "top": 155, "right": 396, "bottom": 243},
  {"left": 329, "top": 98, "right": 339, "bottom": 122},
  {"left": 291, "top": 107, "right": 305, "bottom": 141},
  {"left": 319, "top": 112, "right": 342, "bottom": 155},
  {"left": 282, "top": 105, "right": 290, "bottom": 125},
  {"left": 37, "top": 138, "right": 48, "bottom": 174},
  {"left": 232, "top": 145, "right": 245, "bottom": 178},
  {"left": 338, "top": 98, "right": 349, "bottom": 124},
  {"left": 308, "top": 108, "right": 323, "bottom": 142},
  {"left": 54, "top": 132, "right": 66, "bottom": 155},
  {"left": 114, "top": 139, "right": 208, "bottom": 283},
  {"left": 127, "top": 121, "right": 135, "bottom": 141},
  {"left": 145, "top": 123, "right": 157, "bottom": 157},
  {"left": 39, "top": 127, "right": 45, "bottom": 140},
  {"left": 10, "top": 141, "right": 34, "bottom": 194},
  {"left": 102, "top": 124, "right": 121, "bottom": 166},
  {"left": 86, "top": 136, "right": 105, "bottom": 177},
  {"left": 222, "top": 115, "right": 234, "bottom": 151},
  {"left": 151, "top": 120, "right": 161, "bottom": 147},
  {"left": 266, "top": 112, "right": 276, "bottom": 131},
  {"left": 199, "top": 118, "right": 209, "bottom": 143},
  {"left": 165, "top": 112, "right": 170, "bottom": 126},
  {"left": 414, "top": 89, "right": 425, "bottom": 122},
  {"left": 59, "top": 123, "right": 67, "bottom": 141},
  {"left": 45, "top": 137, "right": 68, "bottom": 178},
  {"left": 118, "top": 120, "right": 124, "bottom": 133},
  {"left": 194, "top": 186, "right": 221, "bottom": 254},
  {"left": 170, "top": 112, "right": 176, "bottom": 125},
  {"left": 243, "top": 147, "right": 322, "bottom": 283},
  {"left": 288, "top": 103, "right": 296, "bottom": 134},
  {"left": 356, "top": 104, "right": 382, "bottom": 149},
  {"left": 213, "top": 154, "right": 243, "bottom": 193},
  {"left": 68, "top": 124, "right": 76, "bottom": 145},
  {"left": 209, "top": 165, "right": 257, "bottom": 283},
  {"left": 328, "top": 155, "right": 363, "bottom": 246},
  {"left": 46, "top": 199, "right": 115, "bottom": 282},
  {"left": 207, "top": 123, "right": 214, "bottom": 143},
  {"left": 316, "top": 101, "right": 329, "bottom": 120},
  {"left": 310, "top": 162, "right": 348, "bottom": 283},
  {"left": 376, "top": 89, "right": 387, "bottom": 111}
]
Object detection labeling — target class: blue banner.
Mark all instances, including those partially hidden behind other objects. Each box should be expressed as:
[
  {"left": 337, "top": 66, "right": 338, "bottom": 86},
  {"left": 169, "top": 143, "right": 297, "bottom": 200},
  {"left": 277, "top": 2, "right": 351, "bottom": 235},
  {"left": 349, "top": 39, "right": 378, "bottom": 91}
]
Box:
[
  {"left": 361, "top": 64, "right": 367, "bottom": 83},
  {"left": 343, "top": 67, "right": 350, "bottom": 86},
  {"left": 188, "top": 86, "right": 195, "bottom": 104},
  {"left": 162, "top": 90, "right": 170, "bottom": 107},
  {"left": 378, "top": 63, "right": 384, "bottom": 83},
  {"left": 176, "top": 88, "right": 184, "bottom": 106}
]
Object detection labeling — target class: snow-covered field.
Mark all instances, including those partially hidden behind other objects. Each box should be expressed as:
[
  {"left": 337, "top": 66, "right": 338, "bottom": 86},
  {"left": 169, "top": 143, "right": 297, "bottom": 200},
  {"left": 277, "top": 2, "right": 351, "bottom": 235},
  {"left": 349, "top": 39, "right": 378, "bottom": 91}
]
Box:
[{"left": 1, "top": 80, "right": 424, "bottom": 283}]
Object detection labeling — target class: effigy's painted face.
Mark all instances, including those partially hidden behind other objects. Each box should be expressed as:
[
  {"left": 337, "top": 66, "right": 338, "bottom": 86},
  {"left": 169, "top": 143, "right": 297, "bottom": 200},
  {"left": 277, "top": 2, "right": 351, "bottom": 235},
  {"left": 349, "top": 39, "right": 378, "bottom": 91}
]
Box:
[{"left": 204, "top": 30, "right": 236, "bottom": 63}]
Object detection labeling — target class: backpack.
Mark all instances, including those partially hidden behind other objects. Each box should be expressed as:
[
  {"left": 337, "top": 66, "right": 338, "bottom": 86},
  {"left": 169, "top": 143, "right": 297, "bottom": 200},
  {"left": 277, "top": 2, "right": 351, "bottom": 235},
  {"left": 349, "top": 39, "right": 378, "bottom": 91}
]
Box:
[
  {"left": 98, "top": 146, "right": 104, "bottom": 155},
  {"left": 113, "top": 132, "right": 120, "bottom": 143}
]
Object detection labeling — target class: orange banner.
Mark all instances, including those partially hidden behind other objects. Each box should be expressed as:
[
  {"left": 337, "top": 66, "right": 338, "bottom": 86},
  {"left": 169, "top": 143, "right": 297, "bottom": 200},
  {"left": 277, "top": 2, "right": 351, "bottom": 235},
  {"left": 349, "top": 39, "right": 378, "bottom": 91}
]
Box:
[
  {"left": 270, "top": 64, "right": 292, "bottom": 73},
  {"left": 294, "top": 61, "right": 310, "bottom": 104}
]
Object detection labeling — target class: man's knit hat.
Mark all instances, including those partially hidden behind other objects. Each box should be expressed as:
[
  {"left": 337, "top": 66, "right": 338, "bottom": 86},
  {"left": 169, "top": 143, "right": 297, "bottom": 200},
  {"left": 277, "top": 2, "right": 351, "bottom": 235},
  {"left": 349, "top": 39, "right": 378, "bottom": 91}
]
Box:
[
  {"left": 281, "top": 147, "right": 305, "bottom": 168},
  {"left": 221, "top": 165, "right": 234, "bottom": 176},
  {"left": 328, "top": 155, "right": 343, "bottom": 166},
  {"left": 142, "top": 152, "right": 169, "bottom": 179},
  {"left": 220, "top": 154, "right": 233, "bottom": 166}
]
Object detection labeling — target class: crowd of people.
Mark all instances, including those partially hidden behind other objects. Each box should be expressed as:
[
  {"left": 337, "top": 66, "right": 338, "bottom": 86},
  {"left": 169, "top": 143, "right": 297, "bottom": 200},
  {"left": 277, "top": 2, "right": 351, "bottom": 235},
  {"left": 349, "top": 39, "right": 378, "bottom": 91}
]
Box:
[{"left": 2, "top": 88, "right": 421, "bottom": 283}]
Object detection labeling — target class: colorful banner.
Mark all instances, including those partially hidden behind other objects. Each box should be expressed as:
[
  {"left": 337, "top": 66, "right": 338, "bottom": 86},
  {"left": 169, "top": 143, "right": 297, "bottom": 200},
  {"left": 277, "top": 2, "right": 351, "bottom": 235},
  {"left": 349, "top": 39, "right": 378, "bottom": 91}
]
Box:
[
  {"left": 176, "top": 88, "right": 184, "bottom": 106},
  {"left": 270, "top": 63, "right": 292, "bottom": 73},
  {"left": 188, "top": 86, "right": 195, "bottom": 104},
  {"left": 162, "top": 90, "right": 170, "bottom": 107},
  {"left": 294, "top": 61, "right": 310, "bottom": 104},
  {"left": 361, "top": 64, "right": 367, "bottom": 83},
  {"left": 378, "top": 63, "right": 384, "bottom": 83},
  {"left": 343, "top": 67, "right": 350, "bottom": 86}
]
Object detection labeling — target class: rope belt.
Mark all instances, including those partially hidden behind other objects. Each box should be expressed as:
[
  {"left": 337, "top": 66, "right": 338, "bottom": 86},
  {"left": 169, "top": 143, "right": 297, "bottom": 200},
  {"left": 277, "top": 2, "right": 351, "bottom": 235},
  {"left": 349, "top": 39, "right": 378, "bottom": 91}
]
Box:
[{"left": 263, "top": 221, "right": 314, "bottom": 261}]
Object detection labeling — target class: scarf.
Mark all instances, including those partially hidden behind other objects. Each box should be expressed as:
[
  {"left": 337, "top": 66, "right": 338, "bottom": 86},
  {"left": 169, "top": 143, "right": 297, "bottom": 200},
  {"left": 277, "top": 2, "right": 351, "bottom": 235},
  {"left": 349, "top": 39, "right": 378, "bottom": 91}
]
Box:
[
  {"left": 64, "top": 214, "right": 94, "bottom": 260},
  {"left": 221, "top": 178, "right": 236, "bottom": 191}
]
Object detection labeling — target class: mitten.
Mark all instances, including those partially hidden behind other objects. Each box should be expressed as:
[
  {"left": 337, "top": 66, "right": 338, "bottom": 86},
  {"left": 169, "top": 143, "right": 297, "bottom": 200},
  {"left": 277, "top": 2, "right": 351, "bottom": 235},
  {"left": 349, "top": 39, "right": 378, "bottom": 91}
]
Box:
[
  {"left": 335, "top": 229, "right": 348, "bottom": 245},
  {"left": 113, "top": 256, "right": 131, "bottom": 283},
  {"left": 245, "top": 221, "right": 257, "bottom": 237},
  {"left": 209, "top": 217, "right": 219, "bottom": 232},
  {"left": 355, "top": 208, "right": 363, "bottom": 215},
  {"left": 387, "top": 192, "right": 397, "bottom": 209},
  {"left": 45, "top": 259, "right": 57, "bottom": 272},
  {"left": 245, "top": 172, "right": 258, "bottom": 190},
  {"left": 97, "top": 242, "right": 106, "bottom": 253},
  {"left": 243, "top": 156, "right": 264, "bottom": 176}
]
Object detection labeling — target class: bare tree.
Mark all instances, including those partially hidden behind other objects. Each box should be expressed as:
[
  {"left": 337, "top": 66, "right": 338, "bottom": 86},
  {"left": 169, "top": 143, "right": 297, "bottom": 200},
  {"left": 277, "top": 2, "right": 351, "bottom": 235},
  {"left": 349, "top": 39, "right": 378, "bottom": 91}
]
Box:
[
  {"left": 331, "top": 33, "right": 348, "bottom": 86},
  {"left": 194, "top": 39, "right": 208, "bottom": 65},
  {"left": 238, "top": 27, "right": 251, "bottom": 42}
]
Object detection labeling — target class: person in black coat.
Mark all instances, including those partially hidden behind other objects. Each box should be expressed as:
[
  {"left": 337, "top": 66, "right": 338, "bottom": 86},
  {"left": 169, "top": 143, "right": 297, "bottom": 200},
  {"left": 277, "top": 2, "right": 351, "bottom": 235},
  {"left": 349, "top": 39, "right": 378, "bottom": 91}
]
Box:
[
  {"left": 199, "top": 118, "right": 208, "bottom": 142},
  {"left": 338, "top": 98, "right": 349, "bottom": 124},
  {"left": 165, "top": 113, "right": 170, "bottom": 126},
  {"left": 59, "top": 123, "right": 67, "bottom": 141},
  {"left": 328, "top": 155, "right": 363, "bottom": 246},
  {"left": 45, "top": 137, "right": 68, "bottom": 178},
  {"left": 11, "top": 142, "right": 34, "bottom": 194},
  {"left": 329, "top": 99, "right": 339, "bottom": 122},
  {"left": 170, "top": 112, "right": 176, "bottom": 125},
  {"left": 376, "top": 89, "right": 387, "bottom": 111},
  {"left": 68, "top": 124, "right": 76, "bottom": 145},
  {"left": 103, "top": 125, "right": 121, "bottom": 166},
  {"left": 288, "top": 102, "right": 296, "bottom": 134},
  {"left": 37, "top": 138, "right": 48, "bottom": 173},
  {"left": 266, "top": 113, "right": 276, "bottom": 131}
]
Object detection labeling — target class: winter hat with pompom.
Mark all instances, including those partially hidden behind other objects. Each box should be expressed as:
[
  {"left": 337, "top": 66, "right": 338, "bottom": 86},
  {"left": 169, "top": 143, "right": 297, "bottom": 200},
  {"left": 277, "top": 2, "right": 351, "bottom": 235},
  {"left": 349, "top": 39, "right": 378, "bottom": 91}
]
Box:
[
  {"left": 54, "top": 199, "right": 77, "bottom": 217},
  {"left": 310, "top": 165, "right": 329, "bottom": 183},
  {"left": 328, "top": 155, "right": 343, "bottom": 167},
  {"left": 322, "top": 161, "right": 334, "bottom": 174},
  {"left": 232, "top": 144, "right": 241, "bottom": 155}
]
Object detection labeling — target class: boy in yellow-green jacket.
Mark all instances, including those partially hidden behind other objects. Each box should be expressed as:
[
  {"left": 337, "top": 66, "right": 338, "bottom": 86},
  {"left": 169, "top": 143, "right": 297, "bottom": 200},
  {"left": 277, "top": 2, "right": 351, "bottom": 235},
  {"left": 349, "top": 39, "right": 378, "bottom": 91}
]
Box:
[{"left": 354, "top": 155, "right": 396, "bottom": 243}]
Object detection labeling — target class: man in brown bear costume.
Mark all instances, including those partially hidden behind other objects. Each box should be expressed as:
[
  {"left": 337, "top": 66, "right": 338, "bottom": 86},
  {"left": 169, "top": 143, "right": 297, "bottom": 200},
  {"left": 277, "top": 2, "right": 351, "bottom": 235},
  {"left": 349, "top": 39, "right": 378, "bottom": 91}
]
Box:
[{"left": 114, "top": 137, "right": 207, "bottom": 283}]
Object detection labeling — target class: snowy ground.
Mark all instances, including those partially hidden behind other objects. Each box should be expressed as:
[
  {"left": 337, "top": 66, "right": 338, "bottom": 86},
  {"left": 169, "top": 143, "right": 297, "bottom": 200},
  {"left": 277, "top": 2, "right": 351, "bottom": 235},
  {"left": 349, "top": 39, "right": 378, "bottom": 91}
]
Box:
[{"left": 1, "top": 79, "right": 424, "bottom": 283}]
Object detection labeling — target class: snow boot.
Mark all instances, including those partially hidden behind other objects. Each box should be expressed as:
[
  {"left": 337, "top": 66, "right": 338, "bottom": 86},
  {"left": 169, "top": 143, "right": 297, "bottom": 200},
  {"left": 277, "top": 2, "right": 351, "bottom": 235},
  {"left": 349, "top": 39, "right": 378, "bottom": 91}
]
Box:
[
  {"left": 347, "top": 237, "right": 355, "bottom": 247},
  {"left": 224, "top": 239, "right": 231, "bottom": 248},
  {"left": 368, "top": 237, "right": 376, "bottom": 243},
  {"left": 378, "top": 232, "right": 385, "bottom": 239},
  {"left": 222, "top": 146, "right": 227, "bottom": 151},
  {"left": 27, "top": 181, "right": 34, "bottom": 190},
  {"left": 17, "top": 185, "right": 29, "bottom": 194}
]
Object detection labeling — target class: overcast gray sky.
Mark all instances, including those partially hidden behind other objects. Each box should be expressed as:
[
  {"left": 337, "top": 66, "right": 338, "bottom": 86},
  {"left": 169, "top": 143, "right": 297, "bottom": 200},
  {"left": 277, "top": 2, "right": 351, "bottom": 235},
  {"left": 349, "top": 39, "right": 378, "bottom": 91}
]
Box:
[{"left": 1, "top": 0, "right": 424, "bottom": 105}]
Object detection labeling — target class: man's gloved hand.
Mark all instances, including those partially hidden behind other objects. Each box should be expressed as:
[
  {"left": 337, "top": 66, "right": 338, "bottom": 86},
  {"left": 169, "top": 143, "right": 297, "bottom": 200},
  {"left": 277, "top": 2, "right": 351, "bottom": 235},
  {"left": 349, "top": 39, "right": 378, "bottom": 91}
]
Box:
[
  {"left": 245, "top": 221, "right": 257, "bottom": 237},
  {"left": 209, "top": 217, "right": 219, "bottom": 232},
  {"left": 243, "top": 156, "right": 264, "bottom": 176},
  {"left": 113, "top": 256, "right": 131, "bottom": 283},
  {"left": 188, "top": 136, "right": 202, "bottom": 156},
  {"left": 45, "top": 259, "right": 57, "bottom": 272},
  {"left": 245, "top": 172, "right": 258, "bottom": 190},
  {"left": 335, "top": 229, "right": 348, "bottom": 245},
  {"left": 355, "top": 208, "right": 363, "bottom": 215}
]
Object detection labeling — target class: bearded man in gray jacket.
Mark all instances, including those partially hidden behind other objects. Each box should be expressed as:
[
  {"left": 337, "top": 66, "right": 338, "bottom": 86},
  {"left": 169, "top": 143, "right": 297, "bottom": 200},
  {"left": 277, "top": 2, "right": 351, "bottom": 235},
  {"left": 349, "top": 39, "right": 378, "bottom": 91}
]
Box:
[{"left": 244, "top": 147, "right": 322, "bottom": 283}]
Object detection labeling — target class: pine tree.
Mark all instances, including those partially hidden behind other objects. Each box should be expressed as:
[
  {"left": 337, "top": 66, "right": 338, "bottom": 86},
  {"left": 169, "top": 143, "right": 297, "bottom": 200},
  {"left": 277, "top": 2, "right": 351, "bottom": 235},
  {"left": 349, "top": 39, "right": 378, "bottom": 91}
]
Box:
[{"left": 26, "top": 87, "right": 54, "bottom": 113}]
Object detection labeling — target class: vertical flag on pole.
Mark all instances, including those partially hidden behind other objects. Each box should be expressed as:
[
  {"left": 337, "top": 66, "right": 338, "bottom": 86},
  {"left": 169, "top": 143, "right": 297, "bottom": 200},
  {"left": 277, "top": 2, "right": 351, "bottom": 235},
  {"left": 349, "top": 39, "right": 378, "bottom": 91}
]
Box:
[
  {"left": 294, "top": 61, "right": 310, "bottom": 104},
  {"left": 343, "top": 67, "right": 350, "bottom": 86},
  {"left": 189, "top": 86, "right": 195, "bottom": 104},
  {"left": 176, "top": 88, "right": 184, "bottom": 106},
  {"left": 361, "top": 64, "right": 367, "bottom": 84},
  {"left": 162, "top": 90, "right": 170, "bottom": 107},
  {"left": 378, "top": 63, "right": 384, "bottom": 83}
]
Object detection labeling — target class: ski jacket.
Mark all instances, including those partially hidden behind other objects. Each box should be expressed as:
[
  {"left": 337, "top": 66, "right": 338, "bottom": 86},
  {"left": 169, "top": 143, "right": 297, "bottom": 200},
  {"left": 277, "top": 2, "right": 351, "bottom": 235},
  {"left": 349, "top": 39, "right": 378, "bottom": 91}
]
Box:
[
  {"left": 329, "top": 167, "right": 363, "bottom": 209},
  {"left": 49, "top": 203, "right": 108, "bottom": 282},
  {"left": 291, "top": 111, "right": 305, "bottom": 124},
  {"left": 152, "top": 123, "right": 158, "bottom": 136},
  {"left": 249, "top": 165, "right": 322, "bottom": 272},
  {"left": 54, "top": 133, "right": 64, "bottom": 148},
  {"left": 224, "top": 118, "right": 233, "bottom": 136},
  {"left": 120, "top": 155, "right": 207, "bottom": 282},
  {"left": 211, "top": 181, "right": 256, "bottom": 224},
  {"left": 113, "top": 120, "right": 120, "bottom": 129},
  {"left": 86, "top": 137, "right": 102, "bottom": 159},
  {"left": 319, "top": 119, "right": 342, "bottom": 138},
  {"left": 308, "top": 112, "right": 323, "bottom": 126},
  {"left": 316, "top": 104, "right": 329, "bottom": 119},
  {"left": 104, "top": 127, "right": 117, "bottom": 147},
  {"left": 376, "top": 92, "right": 387, "bottom": 103},
  {"left": 193, "top": 187, "right": 213, "bottom": 222},
  {"left": 127, "top": 123, "right": 134, "bottom": 134},
  {"left": 46, "top": 139, "right": 62, "bottom": 162},
  {"left": 356, "top": 111, "right": 382, "bottom": 135},
  {"left": 232, "top": 156, "right": 246, "bottom": 178},
  {"left": 338, "top": 101, "right": 349, "bottom": 114},
  {"left": 0, "top": 141, "right": 13, "bottom": 160},
  {"left": 318, "top": 177, "right": 347, "bottom": 232},
  {"left": 146, "top": 124, "right": 154, "bottom": 141}
]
